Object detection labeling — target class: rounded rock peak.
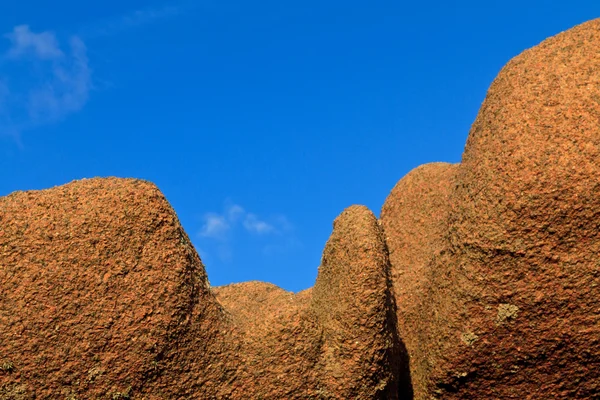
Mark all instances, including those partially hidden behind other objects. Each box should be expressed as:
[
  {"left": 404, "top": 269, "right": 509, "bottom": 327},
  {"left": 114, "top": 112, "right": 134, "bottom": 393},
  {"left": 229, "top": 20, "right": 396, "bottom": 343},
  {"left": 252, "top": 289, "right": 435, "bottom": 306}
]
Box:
[
  {"left": 315, "top": 204, "right": 386, "bottom": 306},
  {"left": 380, "top": 161, "right": 457, "bottom": 295},
  {"left": 312, "top": 204, "right": 403, "bottom": 398},
  {"left": 331, "top": 204, "right": 376, "bottom": 228},
  {"left": 454, "top": 18, "right": 600, "bottom": 253},
  {"left": 0, "top": 177, "right": 218, "bottom": 397},
  {"left": 380, "top": 162, "right": 457, "bottom": 396}
]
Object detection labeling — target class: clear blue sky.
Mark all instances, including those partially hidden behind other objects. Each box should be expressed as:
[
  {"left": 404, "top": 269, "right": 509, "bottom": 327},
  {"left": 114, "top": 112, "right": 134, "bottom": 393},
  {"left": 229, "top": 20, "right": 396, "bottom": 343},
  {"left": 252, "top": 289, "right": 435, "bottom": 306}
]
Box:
[{"left": 1, "top": 1, "right": 597, "bottom": 292}]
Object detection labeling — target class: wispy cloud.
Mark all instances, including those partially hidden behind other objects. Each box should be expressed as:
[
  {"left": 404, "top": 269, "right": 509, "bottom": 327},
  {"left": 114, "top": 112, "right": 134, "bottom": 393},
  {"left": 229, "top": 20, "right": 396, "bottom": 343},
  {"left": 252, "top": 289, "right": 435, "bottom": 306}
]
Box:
[
  {"left": 6, "top": 25, "right": 63, "bottom": 60},
  {"left": 79, "top": 1, "right": 195, "bottom": 39},
  {"left": 243, "top": 213, "right": 275, "bottom": 235},
  {"left": 0, "top": 3, "right": 196, "bottom": 141},
  {"left": 199, "top": 204, "right": 282, "bottom": 239},
  {"left": 227, "top": 204, "right": 245, "bottom": 222},
  {"left": 0, "top": 25, "right": 91, "bottom": 139},
  {"left": 197, "top": 202, "right": 296, "bottom": 262},
  {"left": 199, "top": 213, "right": 230, "bottom": 239}
]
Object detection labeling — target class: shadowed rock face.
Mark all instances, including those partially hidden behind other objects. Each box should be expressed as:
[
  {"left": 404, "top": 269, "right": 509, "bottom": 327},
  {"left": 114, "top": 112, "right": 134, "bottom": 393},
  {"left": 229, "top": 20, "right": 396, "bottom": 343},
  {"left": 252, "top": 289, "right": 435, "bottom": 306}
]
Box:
[
  {"left": 2, "top": 17, "right": 600, "bottom": 400},
  {"left": 0, "top": 182, "right": 405, "bottom": 399},
  {"left": 381, "top": 18, "right": 600, "bottom": 399}
]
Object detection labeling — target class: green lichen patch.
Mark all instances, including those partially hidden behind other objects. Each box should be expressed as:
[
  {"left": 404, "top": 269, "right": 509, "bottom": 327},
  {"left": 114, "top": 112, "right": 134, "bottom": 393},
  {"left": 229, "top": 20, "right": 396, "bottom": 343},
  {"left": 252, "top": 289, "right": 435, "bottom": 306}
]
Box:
[{"left": 496, "top": 304, "right": 519, "bottom": 325}]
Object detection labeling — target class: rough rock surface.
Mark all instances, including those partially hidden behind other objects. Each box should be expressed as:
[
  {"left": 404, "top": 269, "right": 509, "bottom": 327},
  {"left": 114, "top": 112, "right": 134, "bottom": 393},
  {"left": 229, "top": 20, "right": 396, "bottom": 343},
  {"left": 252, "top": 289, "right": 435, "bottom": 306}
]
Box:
[
  {"left": 214, "top": 206, "right": 409, "bottom": 398},
  {"left": 0, "top": 181, "right": 404, "bottom": 398},
  {"left": 381, "top": 19, "right": 600, "bottom": 399},
  {"left": 0, "top": 178, "right": 237, "bottom": 399},
  {"left": 310, "top": 206, "right": 407, "bottom": 398},
  {"left": 380, "top": 162, "right": 457, "bottom": 397},
  {"left": 3, "top": 17, "right": 600, "bottom": 400}
]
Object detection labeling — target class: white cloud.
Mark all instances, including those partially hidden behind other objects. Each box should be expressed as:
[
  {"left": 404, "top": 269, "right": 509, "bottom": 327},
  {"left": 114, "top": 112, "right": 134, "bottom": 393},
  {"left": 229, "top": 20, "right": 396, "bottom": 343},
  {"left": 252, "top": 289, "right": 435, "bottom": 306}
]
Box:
[
  {"left": 197, "top": 202, "right": 297, "bottom": 261},
  {"left": 226, "top": 204, "right": 245, "bottom": 222},
  {"left": 1, "top": 25, "right": 92, "bottom": 138},
  {"left": 199, "top": 213, "right": 230, "bottom": 239},
  {"left": 28, "top": 37, "right": 90, "bottom": 121},
  {"left": 199, "top": 203, "right": 282, "bottom": 238},
  {"left": 198, "top": 203, "right": 249, "bottom": 240},
  {"left": 243, "top": 213, "right": 275, "bottom": 235},
  {"left": 5, "top": 25, "right": 63, "bottom": 60}
]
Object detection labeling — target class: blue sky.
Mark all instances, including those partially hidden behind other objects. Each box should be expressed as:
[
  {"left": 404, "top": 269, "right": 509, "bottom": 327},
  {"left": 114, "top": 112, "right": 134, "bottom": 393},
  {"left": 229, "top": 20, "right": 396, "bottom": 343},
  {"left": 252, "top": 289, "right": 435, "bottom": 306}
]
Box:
[{"left": 1, "top": 1, "right": 598, "bottom": 292}]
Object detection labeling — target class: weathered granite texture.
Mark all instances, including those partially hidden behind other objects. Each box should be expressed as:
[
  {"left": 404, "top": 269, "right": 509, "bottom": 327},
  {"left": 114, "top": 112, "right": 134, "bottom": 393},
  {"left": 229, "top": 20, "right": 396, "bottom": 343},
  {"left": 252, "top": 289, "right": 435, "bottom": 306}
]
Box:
[
  {"left": 2, "top": 17, "right": 600, "bottom": 400},
  {"left": 382, "top": 18, "right": 600, "bottom": 399},
  {"left": 0, "top": 182, "right": 405, "bottom": 399}
]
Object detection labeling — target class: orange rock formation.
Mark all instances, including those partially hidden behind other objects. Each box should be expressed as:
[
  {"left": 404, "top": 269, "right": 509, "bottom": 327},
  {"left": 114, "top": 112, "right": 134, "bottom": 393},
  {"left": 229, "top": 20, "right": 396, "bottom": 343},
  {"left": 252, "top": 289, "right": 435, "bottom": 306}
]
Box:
[{"left": 2, "top": 18, "right": 599, "bottom": 399}]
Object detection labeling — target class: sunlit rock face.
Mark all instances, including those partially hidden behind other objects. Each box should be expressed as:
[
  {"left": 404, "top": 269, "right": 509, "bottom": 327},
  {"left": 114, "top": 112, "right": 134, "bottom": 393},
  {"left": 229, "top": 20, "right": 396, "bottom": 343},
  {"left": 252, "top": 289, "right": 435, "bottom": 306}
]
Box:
[
  {"left": 380, "top": 162, "right": 457, "bottom": 398},
  {"left": 0, "top": 178, "right": 235, "bottom": 398},
  {"left": 381, "top": 18, "right": 600, "bottom": 399},
  {"left": 0, "top": 180, "right": 405, "bottom": 399},
  {"left": 2, "top": 18, "right": 600, "bottom": 400}
]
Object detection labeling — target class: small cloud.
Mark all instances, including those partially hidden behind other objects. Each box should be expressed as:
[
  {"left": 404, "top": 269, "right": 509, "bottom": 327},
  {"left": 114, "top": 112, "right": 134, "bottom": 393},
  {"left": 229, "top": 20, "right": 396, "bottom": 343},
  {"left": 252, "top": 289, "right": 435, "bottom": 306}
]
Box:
[
  {"left": 197, "top": 202, "right": 298, "bottom": 261},
  {"left": 243, "top": 213, "right": 276, "bottom": 235},
  {"left": 1, "top": 25, "right": 92, "bottom": 139},
  {"left": 199, "top": 213, "right": 230, "bottom": 239},
  {"left": 5, "top": 25, "right": 63, "bottom": 60},
  {"left": 27, "top": 37, "right": 90, "bottom": 122},
  {"left": 226, "top": 204, "right": 245, "bottom": 222}
]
